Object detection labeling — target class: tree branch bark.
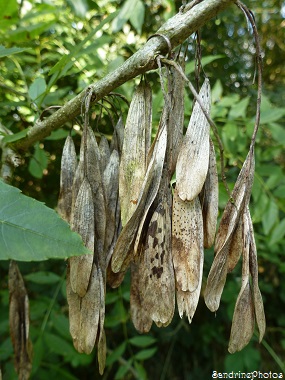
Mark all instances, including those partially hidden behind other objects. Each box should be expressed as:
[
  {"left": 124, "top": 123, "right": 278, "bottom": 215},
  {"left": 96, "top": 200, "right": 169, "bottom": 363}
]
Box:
[{"left": 12, "top": 0, "right": 235, "bottom": 152}]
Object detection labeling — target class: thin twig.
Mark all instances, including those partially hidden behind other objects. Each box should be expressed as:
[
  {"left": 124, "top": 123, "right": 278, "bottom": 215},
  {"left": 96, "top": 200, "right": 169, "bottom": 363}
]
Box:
[{"left": 235, "top": 1, "right": 262, "bottom": 150}]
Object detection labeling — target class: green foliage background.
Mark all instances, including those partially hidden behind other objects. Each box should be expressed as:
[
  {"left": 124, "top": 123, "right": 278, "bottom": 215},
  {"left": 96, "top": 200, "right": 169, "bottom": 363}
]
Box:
[{"left": 0, "top": 0, "right": 285, "bottom": 378}]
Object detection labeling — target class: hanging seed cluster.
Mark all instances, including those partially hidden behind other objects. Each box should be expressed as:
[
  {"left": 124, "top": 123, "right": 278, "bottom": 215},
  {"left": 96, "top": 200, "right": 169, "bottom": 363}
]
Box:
[{"left": 58, "top": 60, "right": 265, "bottom": 372}]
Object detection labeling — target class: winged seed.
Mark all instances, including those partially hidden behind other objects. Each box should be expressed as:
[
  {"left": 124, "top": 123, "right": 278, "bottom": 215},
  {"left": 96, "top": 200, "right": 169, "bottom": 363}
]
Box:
[{"left": 176, "top": 78, "right": 211, "bottom": 201}]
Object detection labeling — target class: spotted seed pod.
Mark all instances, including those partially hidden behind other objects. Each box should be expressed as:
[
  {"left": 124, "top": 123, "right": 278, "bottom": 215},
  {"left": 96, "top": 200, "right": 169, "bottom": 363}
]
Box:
[
  {"left": 8, "top": 261, "right": 33, "bottom": 380},
  {"left": 176, "top": 78, "right": 211, "bottom": 201},
  {"left": 199, "top": 138, "right": 218, "bottom": 249},
  {"left": 172, "top": 189, "right": 204, "bottom": 293},
  {"left": 57, "top": 135, "right": 77, "bottom": 223},
  {"left": 69, "top": 178, "right": 94, "bottom": 297},
  {"left": 119, "top": 79, "right": 152, "bottom": 226},
  {"left": 130, "top": 173, "right": 175, "bottom": 332}
]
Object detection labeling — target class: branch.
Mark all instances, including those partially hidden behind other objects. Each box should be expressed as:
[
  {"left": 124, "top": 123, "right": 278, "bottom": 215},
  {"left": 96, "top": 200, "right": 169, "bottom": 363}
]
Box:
[{"left": 12, "top": 0, "right": 235, "bottom": 152}]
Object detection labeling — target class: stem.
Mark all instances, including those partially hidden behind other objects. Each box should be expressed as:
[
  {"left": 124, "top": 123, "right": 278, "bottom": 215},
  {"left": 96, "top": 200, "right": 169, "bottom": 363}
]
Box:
[{"left": 235, "top": 1, "right": 262, "bottom": 150}]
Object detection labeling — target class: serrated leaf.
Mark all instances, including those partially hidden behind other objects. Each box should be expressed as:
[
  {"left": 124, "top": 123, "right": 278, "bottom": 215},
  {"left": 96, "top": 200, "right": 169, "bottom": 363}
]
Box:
[
  {"left": 134, "top": 347, "right": 157, "bottom": 360},
  {"left": 269, "top": 218, "right": 285, "bottom": 245},
  {"left": 0, "top": 180, "right": 92, "bottom": 261},
  {"left": 129, "top": 336, "right": 156, "bottom": 348}
]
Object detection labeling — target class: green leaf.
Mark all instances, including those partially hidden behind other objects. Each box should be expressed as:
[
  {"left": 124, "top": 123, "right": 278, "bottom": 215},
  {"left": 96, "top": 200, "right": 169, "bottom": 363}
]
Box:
[
  {"left": 269, "top": 219, "right": 285, "bottom": 245},
  {"left": 28, "top": 143, "right": 48, "bottom": 179},
  {"left": 0, "top": 45, "right": 31, "bottom": 58},
  {"left": 28, "top": 77, "right": 47, "bottom": 102},
  {"left": 228, "top": 96, "right": 250, "bottom": 119},
  {"left": 129, "top": 336, "right": 156, "bottom": 348},
  {"left": 106, "top": 342, "right": 126, "bottom": 366},
  {"left": 66, "top": 0, "right": 89, "bottom": 18},
  {"left": 44, "top": 333, "right": 76, "bottom": 357},
  {"left": 186, "top": 55, "right": 224, "bottom": 74},
  {"left": 115, "top": 360, "right": 132, "bottom": 380},
  {"left": 269, "top": 123, "right": 285, "bottom": 146},
  {"left": 262, "top": 198, "right": 279, "bottom": 235},
  {"left": 129, "top": 0, "right": 145, "bottom": 34},
  {"left": 24, "top": 271, "right": 62, "bottom": 284},
  {"left": 2, "top": 129, "right": 29, "bottom": 143},
  {"left": 134, "top": 347, "right": 157, "bottom": 360},
  {"left": 112, "top": 0, "right": 138, "bottom": 32},
  {"left": 0, "top": 180, "right": 92, "bottom": 261},
  {"left": 0, "top": 0, "right": 18, "bottom": 29}
]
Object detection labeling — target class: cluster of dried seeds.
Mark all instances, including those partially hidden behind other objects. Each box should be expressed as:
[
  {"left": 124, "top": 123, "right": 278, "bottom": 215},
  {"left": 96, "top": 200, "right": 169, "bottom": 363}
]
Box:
[{"left": 58, "top": 57, "right": 265, "bottom": 373}]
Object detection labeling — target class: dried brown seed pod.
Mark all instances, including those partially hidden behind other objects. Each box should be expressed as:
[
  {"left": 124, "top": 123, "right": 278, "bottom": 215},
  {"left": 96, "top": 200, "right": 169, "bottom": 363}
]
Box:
[
  {"left": 57, "top": 135, "right": 77, "bottom": 223},
  {"left": 102, "top": 150, "right": 120, "bottom": 262},
  {"left": 227, "top": 216, "right": 243, "bottom": 273},
  {"left": 176, "top": 78, "right": 211, "bottom": 201},
  {"left": 172, "top": 189, "right": 203, "bottom": 293},
  {"left": 111, "top": 122, "right": 167, "bottom": 274},
  {"left": 77, "top": 263, "right": 101, "bottom": 354},
  {"left": 204, "top": 147, "right": 255, "bottom": 312},
  {"left": 110, "top": 116, "right": 124, "bottom": 156},
  {"left": 176, "top": 247, "right": 203, "bottom": 323},
  {"left": 9, "top": 261, "right": 33, "bottom": 380},
  {"left": 119, "top": 80, "right": 152, "bottom": 226},
  {"left": 97, "top": 328, "right": 106, "bottom": 375},
  {"left": 69, "top": 178, "right": 94, "bottom": 297},
  {"left": 228, "top": 210, "right": 255, "bottom": 353},
  {"left": 99, "top": 135, "right": 111, "bottom": 174},
  {"left": 66, "top": 263, "right": 81, "bottom": 346},
  {"left": 166, "top": 59, "right": 185, "bottom": 178},
  {"left": 215, "top": 147, "right": 255, "bottom": 254},
  {"left": 130, "top": 179, "right": 175, "bottom": 332},
  {"left": 247, "top": 207, "right": 266, "bottom": 342},
  {"left": 199, "top": 138, "right": 219, "bottom": 249}
]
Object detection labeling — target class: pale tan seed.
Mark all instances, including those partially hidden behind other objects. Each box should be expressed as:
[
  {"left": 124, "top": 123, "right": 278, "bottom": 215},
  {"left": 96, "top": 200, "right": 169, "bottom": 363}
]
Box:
[
  {"left": 176, "top": 78, "right": 211, "bottom": 201},
  {"left": 119, "top": 80, "right": 152, "bottom": 226},
  {"left": 57, "top": 135, "right": 77, "bottom": 223},
  {"left": 247, "top": 207, "right": 266, "bottom": 342},
  {"left": 70, "top": 178, "right": 94, "bottom": 297},
  {"left": 176, "top": 246, "right": 203, "bottom": 323},
  {"left": 228, "top": 213, "right": 255, "bottom": 353},
  {"left": 77, "top": 263, "right": 101, "bottom": 354},
  {"left": 172, "top": 189, "right": 203, "bottom": 293}
]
